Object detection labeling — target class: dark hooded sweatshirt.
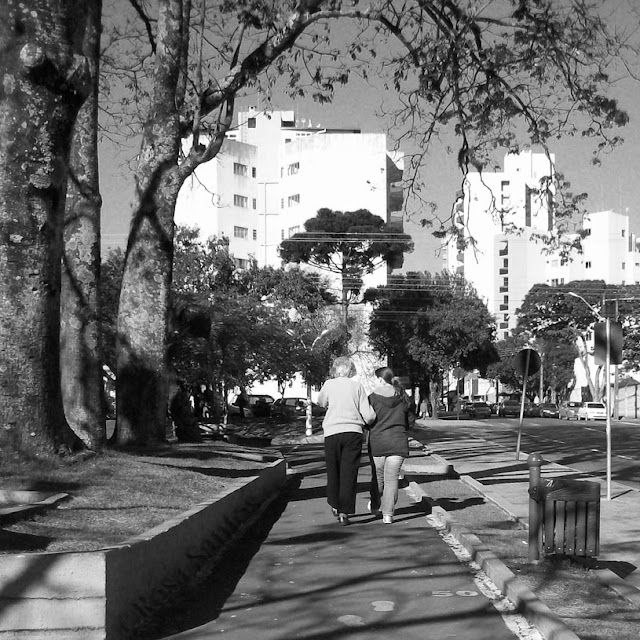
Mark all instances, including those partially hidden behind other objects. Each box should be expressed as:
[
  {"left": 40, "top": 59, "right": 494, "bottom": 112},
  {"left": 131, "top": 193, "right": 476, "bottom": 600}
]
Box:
[{"left": 367, "top": 384, "right": 415, "bottom": 457}]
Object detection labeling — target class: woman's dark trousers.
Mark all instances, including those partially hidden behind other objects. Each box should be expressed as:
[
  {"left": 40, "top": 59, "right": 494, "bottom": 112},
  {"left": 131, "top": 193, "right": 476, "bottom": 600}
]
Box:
[{"left": 324, "top": 432, "right": 363, "bottom": 515}]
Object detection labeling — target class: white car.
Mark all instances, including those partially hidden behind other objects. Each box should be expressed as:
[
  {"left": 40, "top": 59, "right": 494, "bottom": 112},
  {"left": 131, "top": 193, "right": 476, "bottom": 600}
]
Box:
[{"left": 577, "top": 402, "right": 607, "bottom": 421}]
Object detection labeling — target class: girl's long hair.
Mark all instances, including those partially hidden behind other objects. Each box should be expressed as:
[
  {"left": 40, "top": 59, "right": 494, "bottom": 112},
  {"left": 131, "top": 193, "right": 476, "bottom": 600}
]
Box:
[{"left": 375, "top": 366, "right": 408, "bottom": 401}]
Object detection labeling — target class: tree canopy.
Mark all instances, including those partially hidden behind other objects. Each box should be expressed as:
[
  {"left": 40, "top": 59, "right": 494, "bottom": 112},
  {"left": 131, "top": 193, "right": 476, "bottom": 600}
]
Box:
[
  {"left": 365, "top": 271, "right": 498, "bottom": 414},
  {"left": 515, "top": 280, "right": 640, "bottom": 400},
  {"left": 280, "top": 208, "right": 413, "bottom": 316},
  {"left": 1, "top": 0, "right": 636, "bottom": 455}
]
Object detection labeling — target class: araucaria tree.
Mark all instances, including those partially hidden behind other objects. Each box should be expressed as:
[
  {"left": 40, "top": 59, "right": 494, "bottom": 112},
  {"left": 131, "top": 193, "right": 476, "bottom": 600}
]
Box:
[
  {"left": 279, "top": 208, "right": 413, "bottom": 323},
  {"left": 366, "top": 272, "right": 497, "bottom": 417}
]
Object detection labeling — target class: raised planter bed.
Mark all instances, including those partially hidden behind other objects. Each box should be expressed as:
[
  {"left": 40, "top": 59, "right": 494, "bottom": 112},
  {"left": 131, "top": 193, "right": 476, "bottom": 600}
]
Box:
[{"left": 0, "top": 459, "right": 288, "bottom": 640}]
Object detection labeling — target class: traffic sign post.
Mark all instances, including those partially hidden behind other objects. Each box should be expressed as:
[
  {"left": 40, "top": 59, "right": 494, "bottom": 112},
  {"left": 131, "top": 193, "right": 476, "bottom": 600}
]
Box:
[
  {"left": 514, "top": 349, "right": 541, "bottom": 461},
  {"left": 594, "top": 317, "right": 623, "bottom": 501}
]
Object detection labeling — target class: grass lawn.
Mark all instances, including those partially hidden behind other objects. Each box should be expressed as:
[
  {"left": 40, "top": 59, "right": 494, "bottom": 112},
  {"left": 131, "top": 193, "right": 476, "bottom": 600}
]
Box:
[{"left": 0, "top": 415, "right": 312, "bottom": 553}]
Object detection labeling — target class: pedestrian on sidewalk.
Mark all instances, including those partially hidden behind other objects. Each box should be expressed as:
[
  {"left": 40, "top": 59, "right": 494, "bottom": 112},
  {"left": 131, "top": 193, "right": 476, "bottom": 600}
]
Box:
[
  {"left": 317, "top": 356, "right": 376, "bottom": 526},
  {"left": 367, "top": 367, "right": 415, "bottom": 524}
]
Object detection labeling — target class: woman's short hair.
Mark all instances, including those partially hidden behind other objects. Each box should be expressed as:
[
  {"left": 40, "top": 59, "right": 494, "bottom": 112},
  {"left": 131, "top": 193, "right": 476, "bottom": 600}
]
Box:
[{"left": 331, "top": 356, "right": 356, "bottom": 378}]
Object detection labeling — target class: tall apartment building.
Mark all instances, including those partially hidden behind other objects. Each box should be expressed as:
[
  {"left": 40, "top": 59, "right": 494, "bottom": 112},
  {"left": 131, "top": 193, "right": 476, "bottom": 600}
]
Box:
[
  {"left": 446, "top": 151, "right": 640, "bottom": 341},
  {"left": 546, "top": 209, "right": 640, "bottom": 287},
  {"left": 175, "top": 107, "right": 404, "bottom": 287},
  {"left": 446, "top": 151, "right": 556, "bottom": 339}
]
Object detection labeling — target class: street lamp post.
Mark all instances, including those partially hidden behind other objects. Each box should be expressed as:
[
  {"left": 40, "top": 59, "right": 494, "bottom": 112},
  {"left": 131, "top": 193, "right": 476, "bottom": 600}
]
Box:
[{"left": 567, "top": 291, "right": 612, "bottom": 500}]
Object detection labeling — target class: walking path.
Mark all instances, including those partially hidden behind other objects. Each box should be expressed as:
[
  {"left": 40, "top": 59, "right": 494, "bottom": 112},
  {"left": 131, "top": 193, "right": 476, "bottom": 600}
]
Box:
[{"left": 162, "top": 443, "right": 542, "bottom": 640}]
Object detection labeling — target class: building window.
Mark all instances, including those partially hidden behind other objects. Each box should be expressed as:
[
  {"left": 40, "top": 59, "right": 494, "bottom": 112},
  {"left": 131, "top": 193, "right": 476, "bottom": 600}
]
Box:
[
  {"left": 584, "top": 228, "right": 591, "bottom": 236},
  {"left": 525, "top": 185, "right": 532, "bottom": 227},
  {"left": 252, "top": 198, "right": 257, "bottom": 209},
  {"left": 233, "top": 194, "right": 248, "bottom": 208},
  {"left": 288, "top": 194, "right": 300, "bottom": 207},
  {"left": 281, "top": 198, "right": 284, "bottom": 209},
  {"left": 622, "top": 262, "right": 626, "bottom": 269},
  {"left": 281, "top": 229, "right": 285, "bottom": 240},
  {"left": 247, "top": 117, "right": 256, "bottom": 128},
  {"left": 622, "top": 229, "right": 626, "bottom": 237},
  {"left": 585, "top": 261, "right": 592, "bottom": 268},
  {"left": 501, "top": 180, "right": 510, "bottom": 206},
  {"left": 234, "top": 258, "right": 250, "bottom": 269},
  {"left": 233, "top": 162, "right": 248, "bottom": 176},
  {"left": 503, "top": 278, "right": 508, "bottom": 287},
  {"left": 288, "top": 226, "right": 300, "bottom": 237},
  {"left": 503, "top": 295, "right": 508, "bottom": 304},
  {"left": 233, "top": 226, "right": 248, "bottom": 239},
  {"left": 551, "top": 279, "right": 559, "bottom": 286},
  {"left": 288, "top": 162, "right": 300, "bottom": 175},
  {"left": 252, "top": 229, "right": 257, "bottom": 240},
  {"left": 252, "top": 167, "right": 257, "bottom": 178}
]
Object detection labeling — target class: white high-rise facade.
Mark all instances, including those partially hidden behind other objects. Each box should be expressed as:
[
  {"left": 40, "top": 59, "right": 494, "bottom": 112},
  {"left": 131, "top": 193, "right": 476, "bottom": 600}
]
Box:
[
  {"left": 546, "top": 209, "right": 640, "bottom": 287},
  {"left": 176, "top": 107, "right": 404, "bottom": 288},
  {"left": 446, "top": 151, "right": 556, "bottom": 339}
]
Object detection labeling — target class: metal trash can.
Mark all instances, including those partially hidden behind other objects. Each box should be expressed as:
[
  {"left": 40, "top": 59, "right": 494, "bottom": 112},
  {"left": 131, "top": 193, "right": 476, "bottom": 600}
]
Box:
[{"left": 528, "top": 453, "right": 600, "bottom": 559}]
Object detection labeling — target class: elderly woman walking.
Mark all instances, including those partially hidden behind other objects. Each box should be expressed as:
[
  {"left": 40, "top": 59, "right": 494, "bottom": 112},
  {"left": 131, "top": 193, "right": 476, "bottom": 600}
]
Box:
[{"left": 317, "top": 356, "right": 376, "bottom": 526}]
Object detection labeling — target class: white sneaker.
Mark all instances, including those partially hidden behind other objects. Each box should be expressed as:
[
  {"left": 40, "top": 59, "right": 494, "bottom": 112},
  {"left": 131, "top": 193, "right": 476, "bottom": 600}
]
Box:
[{"left": 382, "top": 514, "right": 393, "bottom": 524}]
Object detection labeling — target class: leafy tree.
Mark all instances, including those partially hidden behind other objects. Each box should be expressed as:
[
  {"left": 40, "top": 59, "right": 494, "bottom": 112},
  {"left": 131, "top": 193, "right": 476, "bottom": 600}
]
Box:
[
  {"left": 1, "top": 1, "right": 632, "bottom": 454},
  {"left": 280, "top": 208, "right": 413, "bottom": 321},
  {"left": 486, "top": 332, "right": 577, "bottom": 402},
  {"left": 169, "top": 225, "right": 338, "bottom": 400},
  {"left": 108, "top": 0, "right": 631, "bottom": 446},
  {"left": 516, "top": 281, "right": 610, "bottom": 400},
  {"left": 366, "top": 272, "right": 497, "bottom": 417}
]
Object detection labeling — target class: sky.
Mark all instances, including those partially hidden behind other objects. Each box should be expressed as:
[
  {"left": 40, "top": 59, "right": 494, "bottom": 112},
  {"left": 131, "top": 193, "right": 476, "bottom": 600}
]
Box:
[{"left": 99, "top": 3, "right": 640, "bottom": 275}]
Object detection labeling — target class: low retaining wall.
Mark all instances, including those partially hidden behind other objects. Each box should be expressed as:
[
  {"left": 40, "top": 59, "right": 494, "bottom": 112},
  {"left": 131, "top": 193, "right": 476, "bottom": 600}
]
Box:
[{"left": 0, "top": 459, "right": 287, "bottom": 640}]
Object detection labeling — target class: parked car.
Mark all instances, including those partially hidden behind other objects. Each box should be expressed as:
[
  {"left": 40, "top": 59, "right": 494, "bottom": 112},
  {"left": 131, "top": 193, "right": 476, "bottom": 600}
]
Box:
[
  {"left": 525, "top": 403, "right": 541, "bottom": 418},
  {"left": 466, "top": 401, "right": 492, "bottom": 419},
  {"left": 577, "top": 401, "right": 607, "bottom": 421},
  {"left": 497, "top": 399, "right": 521, "bottom": 417},
  {"left": 539, "top": 403, "right": 560, "bottom": 418},
  {"left": 271, "top": 397, "right": 326, "bottom": 419},
  {"left": 228, "top": 394, "right": 275, "bottom": 417},
  {"left": 559, "top": 400, "right": 582, "bottom": 420}
]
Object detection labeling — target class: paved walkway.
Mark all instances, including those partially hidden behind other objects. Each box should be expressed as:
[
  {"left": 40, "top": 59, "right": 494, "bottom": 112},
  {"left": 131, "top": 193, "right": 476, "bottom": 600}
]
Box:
[
  {"left": 412, "top": 419, "right": 640, "bottom": 593},
  {"left": 162, "top": 444, "right": 541, "bottom": 640}
]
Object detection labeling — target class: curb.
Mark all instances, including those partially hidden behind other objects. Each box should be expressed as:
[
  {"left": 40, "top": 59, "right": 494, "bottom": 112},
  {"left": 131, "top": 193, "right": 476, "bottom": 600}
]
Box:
[
  {"left": 461, "top": 473, "right": 640, "bottom": 609},
  {"left": 409, "top": 480, "right": 581, "bottom": 640}
]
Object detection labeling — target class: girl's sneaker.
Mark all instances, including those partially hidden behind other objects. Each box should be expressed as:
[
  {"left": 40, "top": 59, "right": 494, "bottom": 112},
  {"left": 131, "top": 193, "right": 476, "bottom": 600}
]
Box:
[{"left": 382, "top": 514, "right": 393, "bottom": 524}]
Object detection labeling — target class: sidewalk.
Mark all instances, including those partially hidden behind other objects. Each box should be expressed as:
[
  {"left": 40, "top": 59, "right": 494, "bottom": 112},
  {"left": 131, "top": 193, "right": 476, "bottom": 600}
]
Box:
[
  {"left": 411, "top": 419, "right": 640, "bottom": 597},
  {"left": 162, "top": 443, "right": 542, "bottom": 640}
]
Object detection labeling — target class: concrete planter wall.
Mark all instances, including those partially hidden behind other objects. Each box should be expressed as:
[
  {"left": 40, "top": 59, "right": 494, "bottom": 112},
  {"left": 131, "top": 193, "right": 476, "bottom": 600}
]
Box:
[{"left": 0, "top": 459, "right": 287, "bottom": 640}]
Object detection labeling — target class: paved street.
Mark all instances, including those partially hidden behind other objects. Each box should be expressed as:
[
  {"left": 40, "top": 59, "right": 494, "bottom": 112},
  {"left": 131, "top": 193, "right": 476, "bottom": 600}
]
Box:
[
  {"left": 432, "top": 416, "right": 640, "bottom": 490},
  {"left": 160, "top": 446, "right": 541, "bottom": 640}
]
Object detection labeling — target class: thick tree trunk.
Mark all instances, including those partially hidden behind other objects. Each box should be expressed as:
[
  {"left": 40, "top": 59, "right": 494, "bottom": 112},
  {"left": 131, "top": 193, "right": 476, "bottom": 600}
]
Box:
[
  {"left": 60, "top": 0, "right": 104, "bottom": 451},
  {"left": 0, "top": 1, "right": 91, "bottom": 457},
  {"left": 115, "top": 0, "right": 189, "bottom": 446}
]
